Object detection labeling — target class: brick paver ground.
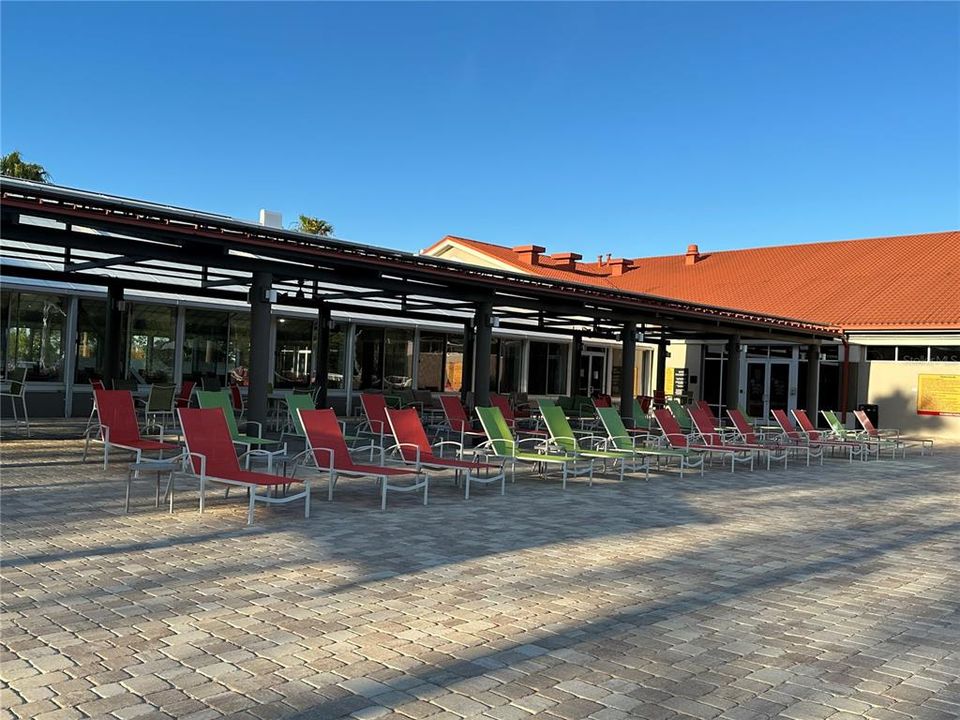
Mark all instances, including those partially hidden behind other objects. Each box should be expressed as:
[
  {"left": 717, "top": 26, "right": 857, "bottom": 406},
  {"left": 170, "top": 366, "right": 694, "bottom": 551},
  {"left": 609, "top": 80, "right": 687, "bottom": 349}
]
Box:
[{"left": 2, "top": 421, "right": 958, "bottom": 719}]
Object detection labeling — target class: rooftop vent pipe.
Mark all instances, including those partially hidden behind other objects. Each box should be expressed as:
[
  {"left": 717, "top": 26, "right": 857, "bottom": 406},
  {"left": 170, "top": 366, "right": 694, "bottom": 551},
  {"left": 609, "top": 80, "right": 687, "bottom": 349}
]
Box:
[{"left": 685, "top": 244, "right": 701, "bottom": 265}]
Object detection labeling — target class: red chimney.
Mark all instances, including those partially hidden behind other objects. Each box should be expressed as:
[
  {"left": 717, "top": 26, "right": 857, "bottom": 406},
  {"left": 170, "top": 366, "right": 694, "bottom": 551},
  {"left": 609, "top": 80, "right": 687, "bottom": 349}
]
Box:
[
  {"left": 608, "top": 258, "right": 633, "bottom": 276},
  {"left": 513, "top": 244, "right": 546, "bottom": 265},
  {"left": 685, "top": 244, "right": 701, "bottom": 265},
  {"left": 551, "top": 252, "right": 583, "bottom": 270}
]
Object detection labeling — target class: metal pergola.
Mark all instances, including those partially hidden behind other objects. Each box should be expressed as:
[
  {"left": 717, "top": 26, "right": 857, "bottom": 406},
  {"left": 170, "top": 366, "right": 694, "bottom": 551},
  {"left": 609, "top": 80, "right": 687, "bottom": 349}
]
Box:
[{"left": 0, "top": 177, "right": 842, "bottom": 423}]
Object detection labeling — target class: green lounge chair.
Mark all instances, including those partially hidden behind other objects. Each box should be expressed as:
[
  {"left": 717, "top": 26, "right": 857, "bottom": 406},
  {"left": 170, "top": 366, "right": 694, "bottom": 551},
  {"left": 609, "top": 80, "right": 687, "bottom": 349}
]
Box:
[
  {"left": 475, "top": 406, "right": 593, "bottom": 489},
  {"left": 821, "top": 410, "right": 900, "bottom": 460},
  {"left": 595, "top": 407, "right": 702, "bottom": 477},
  {"left": 666, "top": 399, "right": 694, "bottom": 432},
  {"left": 196, "top": 390, "right": 284, "bottom": 459},
  {"left": 540, "top": 404, "right": 642, "bottom": 481},
  {"left": 280, "top": 394, "right": 317, "bottom": 442}
]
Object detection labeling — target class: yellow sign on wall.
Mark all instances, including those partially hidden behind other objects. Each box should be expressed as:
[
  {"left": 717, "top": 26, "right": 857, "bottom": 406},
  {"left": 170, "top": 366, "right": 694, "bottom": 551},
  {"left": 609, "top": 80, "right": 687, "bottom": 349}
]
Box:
[{"left": 917, "top": 374, "right": 960, "bottom": 417}]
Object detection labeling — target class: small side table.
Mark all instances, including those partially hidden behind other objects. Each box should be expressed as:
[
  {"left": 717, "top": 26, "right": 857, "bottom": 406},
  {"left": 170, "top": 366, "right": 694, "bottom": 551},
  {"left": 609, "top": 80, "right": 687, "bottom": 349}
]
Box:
[{"left": 126, "top": 459, "right": 181, "bottom": 513}]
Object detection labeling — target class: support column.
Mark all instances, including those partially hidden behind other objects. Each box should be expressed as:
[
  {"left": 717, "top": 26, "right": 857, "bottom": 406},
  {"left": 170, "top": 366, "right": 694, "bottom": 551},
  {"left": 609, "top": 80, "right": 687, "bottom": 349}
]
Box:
[
  {"left": 570, "top": 332, "right": 583, "bottom": 395},
  {"left": 315, "top": 303, "right": 331, "bottom": 408},
  {"left": 805, "top": 344, "right": 820, "bottom": 417},
  {"left": 620, "top": 321, "right": 637, "bottom": 423},
  {"left": 103, "top": 282, "right": 124, "bottom": 386},
  {"left": 460, "top": 319, "right": 474, "bottom": 406},
  {"left": 473, "top": 302, "right": 494, "bottom": 408},
  {"left": 248, "top": 272, "right": 273, "bottom": 425},
  {"left": 724, "top": 336, "right": 742, "bottom": 413}
]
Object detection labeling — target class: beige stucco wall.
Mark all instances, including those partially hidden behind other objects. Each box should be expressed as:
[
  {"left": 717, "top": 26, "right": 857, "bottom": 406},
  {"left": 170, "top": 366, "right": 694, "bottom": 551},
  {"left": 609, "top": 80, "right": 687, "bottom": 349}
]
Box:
[{"left": 865, "top": 362, "right": 960, "bottom": 443}]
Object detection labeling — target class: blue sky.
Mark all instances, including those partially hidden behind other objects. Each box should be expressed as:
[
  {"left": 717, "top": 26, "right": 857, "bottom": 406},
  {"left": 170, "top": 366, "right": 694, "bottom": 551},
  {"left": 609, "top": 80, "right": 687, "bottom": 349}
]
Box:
[{"left": 2, "top": 2, "right": 958, "bottom": 258}]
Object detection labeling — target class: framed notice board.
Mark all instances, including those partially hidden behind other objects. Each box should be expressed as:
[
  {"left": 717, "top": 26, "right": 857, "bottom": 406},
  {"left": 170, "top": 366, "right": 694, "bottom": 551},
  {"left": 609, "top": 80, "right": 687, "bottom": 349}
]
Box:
[{"left": 917, "top": 374, "right": 960, "bottom": 416}]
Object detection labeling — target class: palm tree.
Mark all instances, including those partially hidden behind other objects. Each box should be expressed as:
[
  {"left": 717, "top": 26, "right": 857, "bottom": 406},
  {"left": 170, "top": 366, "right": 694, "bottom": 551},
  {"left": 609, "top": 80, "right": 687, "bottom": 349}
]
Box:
[
  {"left": 296, "top": 215, "right": 334, "bottom": 236},
  {"left": 1, "top": 151, "right": 50, "bottom": 182}
]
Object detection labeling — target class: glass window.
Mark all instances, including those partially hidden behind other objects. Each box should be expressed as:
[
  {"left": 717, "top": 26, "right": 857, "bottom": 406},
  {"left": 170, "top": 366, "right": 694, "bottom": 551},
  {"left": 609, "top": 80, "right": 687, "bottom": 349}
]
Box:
[
  {"left": 182, "top": 308, "right": 228, "bottom": 383},
  {"left": 611, "top": 348, "right": 623, "bottom": 396},
  {"left": 528, "top": 341, "right": 568, "bottom": 395},
  {"left": 76, "top": 298, "right": 106, "bottom": 383},
  {"left": 275, "top": 317, "right": 315, "bottom": 389},
  {"left": 820, "top": 345, "right": 840, "bottom": 361},
  {"left": 326, "top": 324, "right": 347, "bottom": 390},
  {"left": 929, "top": 346, "right": 960, "bottom": 363},
  {"left": 354, "top": 325, "right": 384, "bottom": 391},
  {"left": 2, "top": 291, "right": 67, "bottom": 382},
  {"left": 498, "top": 338, "right": 523, "bottom": 393},
  {"left": 865, "top": 346, "right": 896, "bottom": 362},
  {"left": 896, "top": 346, "right": 927, "bottom": 362},
  {"left": 418, "top": 332, "right": 445, "bottom": 392},
  {"left": 445, "top": 335, "right": 463, "bottom": 392},
  {"left": 226, "top": 313, "right": 250, "bottom": 385},
  {"left": 384, "top": 328, "right": 413, "bottom": 391},
  {"left": 126, "top": 304, "right": 176, "bottom": 384}
]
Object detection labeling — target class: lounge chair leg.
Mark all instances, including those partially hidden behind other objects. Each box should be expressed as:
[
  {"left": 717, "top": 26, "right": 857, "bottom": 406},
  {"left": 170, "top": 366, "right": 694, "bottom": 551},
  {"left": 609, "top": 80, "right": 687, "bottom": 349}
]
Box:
[
  {"left": 464, "top": 473, "right": 470, "bottom": 500},
  {"left": 103, "top": 444, "right": 109, "bottom": 471},
  {"left": 125, "top": 469, "right": 132, "bottom": 513},
  {"left": 381, "top": 478, "right": 387, "bottom": 511},
  {"left": 328, "top": 471, "right": 335, "bottom": 502},
  {"left": 199, "top": 477, "right": 205, "bottom": 515},
  {"left": 248, "top": 489, "right": 256, "bottom": 525},
  {"left": 304, "top": 479, "right": 311, "bottom": 518},
  {"left": 423, "top": 476, "right": 429, "bottom": 506}
]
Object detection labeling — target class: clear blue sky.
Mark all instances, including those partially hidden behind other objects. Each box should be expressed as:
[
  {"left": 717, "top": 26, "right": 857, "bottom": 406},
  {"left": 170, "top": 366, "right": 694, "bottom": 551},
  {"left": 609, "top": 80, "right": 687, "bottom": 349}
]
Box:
[{"left": 2, "top": 2, "right": 958, "bottom": 258}]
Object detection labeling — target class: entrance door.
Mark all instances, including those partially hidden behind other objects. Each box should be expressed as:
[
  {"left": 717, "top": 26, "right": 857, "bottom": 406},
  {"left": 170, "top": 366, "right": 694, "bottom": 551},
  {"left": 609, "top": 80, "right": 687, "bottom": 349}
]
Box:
[
  {"left": 578, "top": 351, "right": 607, "bottom": 396},
  {"left": 746, "top": 360, "right": 792, "bottom": 419}
]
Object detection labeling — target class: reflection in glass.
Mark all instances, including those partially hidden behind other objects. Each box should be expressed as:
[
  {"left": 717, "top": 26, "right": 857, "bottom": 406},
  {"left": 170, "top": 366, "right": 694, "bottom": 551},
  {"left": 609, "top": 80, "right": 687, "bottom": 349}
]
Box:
[
  {"left": 76, "top": 299, "right": 106, "bottom": 383},
  {"left": 127, "top": 304, "right": 176, "bottom": 383},
  {"left": 2, "top": 291, "right": 67, "bottom": 382}
]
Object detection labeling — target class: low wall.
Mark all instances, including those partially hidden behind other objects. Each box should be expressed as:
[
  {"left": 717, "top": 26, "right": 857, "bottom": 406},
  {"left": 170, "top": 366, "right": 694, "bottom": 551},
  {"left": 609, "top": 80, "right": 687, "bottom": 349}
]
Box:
[{"left": 866, "top": 362, "right": 960, "bottom": 443}]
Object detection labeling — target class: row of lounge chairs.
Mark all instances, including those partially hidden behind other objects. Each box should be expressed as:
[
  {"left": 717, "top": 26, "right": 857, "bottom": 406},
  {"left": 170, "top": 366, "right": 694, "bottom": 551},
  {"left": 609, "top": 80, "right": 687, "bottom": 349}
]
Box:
[{"left": 83, "top": 388, "right": 933, "bottom": 525}]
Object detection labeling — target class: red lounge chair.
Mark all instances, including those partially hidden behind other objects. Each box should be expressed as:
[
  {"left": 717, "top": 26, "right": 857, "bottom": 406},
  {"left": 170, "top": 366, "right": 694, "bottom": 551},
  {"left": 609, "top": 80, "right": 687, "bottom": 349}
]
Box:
[
  {"left": 386, "top": 408, "right": 506, "bottom": 499},
  {"left": 792, "top": 409, "right": 865, "bottom": 462},
  {"left": 770, "top": 409, "right": 832, "bottom": 464},
  {"left": 438, "top": 395, "right": 487, "bottom": 446},
  {"left": 689, "top": 406, "right": 781, "bottom": 470},
  {"left": 83, "top": 389, "right": 180, "bottom": 469},
  {"left": 359, "top": 393, "right": 391, "bottom": 445},
  {"left": 490, "top": 393, "right": 545, "bottom": 436},
  {"left": 178, "top": 408, "right": 310, "bottom": 524},
  {"left": 853, "top": 410, "right": 933, "bottom": 455},
  {"left": 175, "top": 380, "right": 196, "bottom": 409},
  {"left": 654, "top": 409, "right": 754, "bottom": 473},
  {"left": 728, "top": 407, "right": 816, "bottom": 466},
  {"left": 295, "top": 408, "right": 427, "bottom": 509}
]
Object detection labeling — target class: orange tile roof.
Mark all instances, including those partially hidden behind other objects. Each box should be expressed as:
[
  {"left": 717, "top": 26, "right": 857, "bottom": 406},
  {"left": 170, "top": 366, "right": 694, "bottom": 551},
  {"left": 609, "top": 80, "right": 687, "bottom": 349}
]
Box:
[{"left": 426, "top": 231, "right": 960, "bottom": 331}]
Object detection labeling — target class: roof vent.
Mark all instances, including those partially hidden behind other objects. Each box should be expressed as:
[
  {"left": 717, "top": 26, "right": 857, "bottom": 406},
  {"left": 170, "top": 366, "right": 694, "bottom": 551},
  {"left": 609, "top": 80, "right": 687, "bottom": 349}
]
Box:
[
  {"left": 513, "top": 244, "right": 546, "bottom": 265},
  {"left": 608, "top": 258, "right": 633, "bottom": 276},
  {"left": 685, "top": 243, "right": 701, "bottom": 265},
  {"left": 551, "top": 252, "right": 583, "bottom": 270},
  {"left": 259, "top": 209, "right": 283, "bottom": 229}
]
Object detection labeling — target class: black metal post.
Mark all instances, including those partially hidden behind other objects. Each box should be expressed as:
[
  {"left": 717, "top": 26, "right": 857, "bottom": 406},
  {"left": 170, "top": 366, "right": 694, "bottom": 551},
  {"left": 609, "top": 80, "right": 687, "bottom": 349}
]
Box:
[
  {"left": 806, "top": 344, "right": 820, "bottom": 417},
  {"left": 473, "top": 302, "right": 494, "bottom": 408},
  {"left": 725, "top": 336, "right": 742, "bottom": 413},
  {"left": 104, "top": 282, "right": 124, "bottom": 386},
  {"left": 248, "top": 272, "right": 273, "bottom": 425},
  {"left": 620, "top": 321, "right": 636, "bottom": 423},
  {"left": 570, "top": 332, "right": 583, "bottom": 396},
  {"left": 315, "top": 303, "right": 331, "bottom": 408}
]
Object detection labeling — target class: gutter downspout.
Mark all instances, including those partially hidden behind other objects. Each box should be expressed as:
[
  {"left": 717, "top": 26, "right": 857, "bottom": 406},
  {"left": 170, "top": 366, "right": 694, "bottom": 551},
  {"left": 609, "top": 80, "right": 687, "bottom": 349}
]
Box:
[{"left": 841, "top": 336, "right": 850, "bottom": 423}]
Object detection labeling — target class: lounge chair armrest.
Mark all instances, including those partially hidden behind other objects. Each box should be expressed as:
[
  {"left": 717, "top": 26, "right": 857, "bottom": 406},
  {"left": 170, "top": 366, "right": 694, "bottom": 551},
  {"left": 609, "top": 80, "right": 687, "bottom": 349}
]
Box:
[
  {"left": 183, "top": 451, "right": 207, "bottom": 478},
  {"left": 384, "top": 442, "right": 421, "bottom": 467},
  {"left": 242, "top": 420, "right": 263, "bottom": 438},
  {"left": 286, "top": 448, "right": 318, "bottom": 470},
  {"left": 432, "top": 440, "right": 464, "bottom": 457},
  {"left": 350, "top": 444, "right": 386, "bottom": 463}
]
